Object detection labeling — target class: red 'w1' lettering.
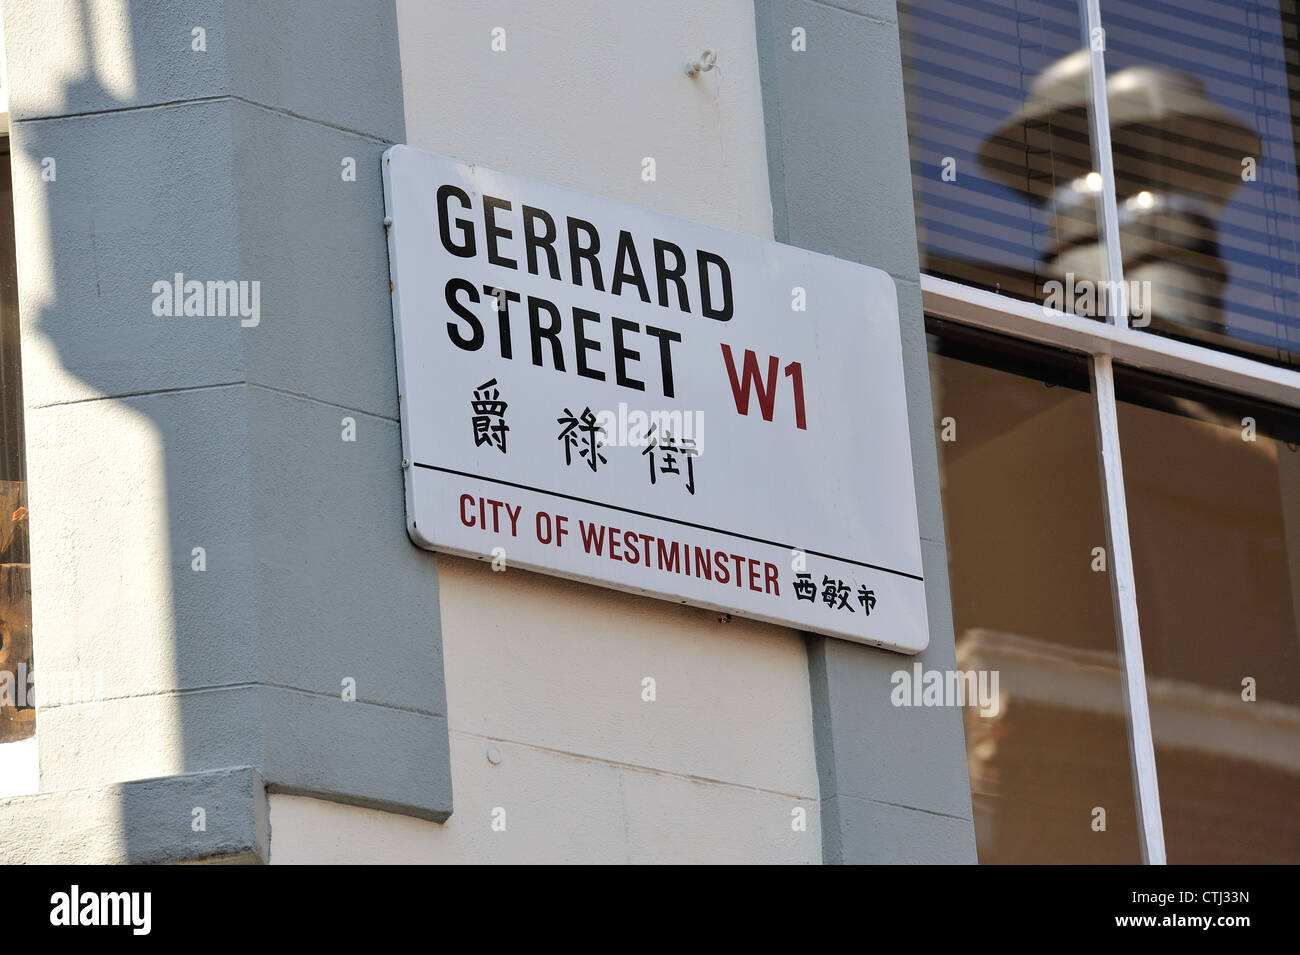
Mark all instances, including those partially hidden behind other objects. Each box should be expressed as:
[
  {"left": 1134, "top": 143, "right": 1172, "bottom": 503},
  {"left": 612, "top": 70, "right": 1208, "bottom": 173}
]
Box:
[{"left": 720, "top": 343, "right": 808, "bottom": 430}]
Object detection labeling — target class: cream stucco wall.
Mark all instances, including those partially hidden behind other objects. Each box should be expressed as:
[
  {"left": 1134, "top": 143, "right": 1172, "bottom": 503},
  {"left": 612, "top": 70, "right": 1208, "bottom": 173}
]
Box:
[{"left": 268, "top": 0, "right": 822, "bottom": 864}]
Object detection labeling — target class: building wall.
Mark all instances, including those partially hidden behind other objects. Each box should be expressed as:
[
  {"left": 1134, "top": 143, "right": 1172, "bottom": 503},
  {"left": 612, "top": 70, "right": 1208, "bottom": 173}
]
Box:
[
  {"left": 268, "top": 0, "right": 823, "bottom": 864},
  {"left": 0, "top": 0, "right": 973, "bottom": 865},
  {"left": 0, "top": 0, "right": 447, "bottom": 862}
]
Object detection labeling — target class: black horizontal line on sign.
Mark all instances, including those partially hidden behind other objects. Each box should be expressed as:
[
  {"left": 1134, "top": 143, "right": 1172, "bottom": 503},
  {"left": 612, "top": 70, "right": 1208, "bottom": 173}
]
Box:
[{"left": 414, "top": 462, "right": 925, "bottom": 582}]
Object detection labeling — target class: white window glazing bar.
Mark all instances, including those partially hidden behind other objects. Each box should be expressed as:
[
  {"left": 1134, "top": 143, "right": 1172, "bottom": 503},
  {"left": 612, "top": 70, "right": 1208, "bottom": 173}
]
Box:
[
  {"left": 1082, "top": 0, "right": 1126, "bottom": 324},
  {"left": 921, "top": 275, "right": 1300, "bottom": 411},
  {"left": 1080, "top": 0, "right": 1166, "bottom": 865},
  {"left": 1090, "top": 354, "right": 1166, "bottom": 864}
]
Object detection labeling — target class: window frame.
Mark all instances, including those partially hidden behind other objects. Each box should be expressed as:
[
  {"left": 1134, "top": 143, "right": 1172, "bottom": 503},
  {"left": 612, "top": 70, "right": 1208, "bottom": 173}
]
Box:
[{"left": 918, "top": 0, "right": 1300, "bottom": 865}]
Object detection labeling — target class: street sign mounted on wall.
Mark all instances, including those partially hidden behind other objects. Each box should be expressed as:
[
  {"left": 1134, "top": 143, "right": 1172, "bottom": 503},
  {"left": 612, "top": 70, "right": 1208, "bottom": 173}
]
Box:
[{"left": 381, "top": 145, "right": 928, "bottom": 652}]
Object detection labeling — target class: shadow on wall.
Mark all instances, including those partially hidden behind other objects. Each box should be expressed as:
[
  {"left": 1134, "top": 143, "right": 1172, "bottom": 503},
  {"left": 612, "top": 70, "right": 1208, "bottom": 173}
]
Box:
[{"left": 8, "top": 0, "right": 439, "bottom": 860}]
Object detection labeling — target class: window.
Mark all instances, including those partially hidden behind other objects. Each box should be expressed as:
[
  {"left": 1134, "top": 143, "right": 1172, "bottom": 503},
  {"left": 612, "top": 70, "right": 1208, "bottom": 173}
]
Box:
[
  {"left": 903, "top": 0, "right": 1101, "bottom": 308},
  {"left": 1101, "top": 0, "right": 1300, "bottom": 367},
  {"left": 929, "top": 322, "right": 1141, "bottom": 863},
  {"left": 0, "top": 141, "right": 30, "bottom": 746},
  {"left": 904, "top": 0, "right": 1300, "bottom": 369},
  {"left": 1116, "top": 372, "right": 1300, "bottom": 862},
  {"left": 903, "top": 0, "right": 1300, "bottom": 862}
]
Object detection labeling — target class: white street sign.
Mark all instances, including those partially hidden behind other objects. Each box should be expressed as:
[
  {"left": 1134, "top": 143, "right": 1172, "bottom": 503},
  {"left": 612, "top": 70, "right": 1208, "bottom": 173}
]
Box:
[{"left": 381, "top": 146, "right": 928, "bottom": 652}]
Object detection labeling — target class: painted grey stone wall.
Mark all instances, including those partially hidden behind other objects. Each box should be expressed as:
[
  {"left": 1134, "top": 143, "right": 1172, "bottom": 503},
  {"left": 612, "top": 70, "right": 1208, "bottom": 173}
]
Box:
[
  {"left": 0, "top": 767, "right": 269, "bottom": 864},
  {"left": 1, "top": 0, "right": 450, "bottom": 859},
  {"left": 753, "top": 0, "right": 978, "bottom": 863}
]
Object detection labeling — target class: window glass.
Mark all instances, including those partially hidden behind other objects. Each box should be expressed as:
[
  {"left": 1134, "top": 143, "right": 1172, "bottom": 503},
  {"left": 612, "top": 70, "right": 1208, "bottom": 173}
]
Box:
[
  {"left": 0, "top": 145, "right": 31, "bottom": 745},
  {"left": 1116, "top": 369, "right": 1300, "bottom": 862},
  {"left": 928, "top": 320, "right": 1141, "bottom": 862},
  {"left": 902, "top": 1, "right": 1118, "bottom": 318},
  {"left": 1100, "top": 0, "right": 1300, "bottom": 368}
]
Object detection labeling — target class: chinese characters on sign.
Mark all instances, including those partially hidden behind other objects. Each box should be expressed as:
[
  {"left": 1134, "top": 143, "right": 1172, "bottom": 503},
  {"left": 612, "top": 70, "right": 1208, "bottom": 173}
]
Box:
[
  {"left": 476, "top": 388, "right": 703, "bottom": 496},
  {"left": 643, "top": 427, "right": 698, "bottom": 495},
  {"left": 792, "top": 573, "right": 876, "bottom": 615},
  {"left": 471, "top": 379, "right": 509, "bottom": 453},
  {"left": 557, "top": 407, "right": 607, "bottom": 472}
]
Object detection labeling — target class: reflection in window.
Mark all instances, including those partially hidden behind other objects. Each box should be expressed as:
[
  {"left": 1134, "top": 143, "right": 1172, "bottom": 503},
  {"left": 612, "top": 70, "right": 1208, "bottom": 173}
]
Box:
[
  {"left": 0, "top": 145, "right": 30, "bottom": 745},
  {"left": 901, "top": 0, "right": 1104, "bottom": 309},
  {"left": 928, "top": 321, "right": 1141, "bottom": 863},
  {"left": 1102, "top": 0, "right": 1299, "bottom": 367},
  {"left": 903, "top": 0, "right": 1300, "bottom": 366},
  {"left": 1116, "top": 370, "right": 1300, "bottom": 863}
]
